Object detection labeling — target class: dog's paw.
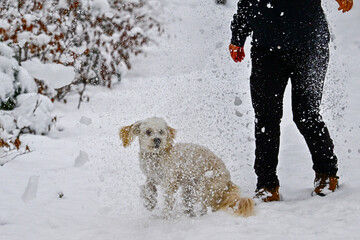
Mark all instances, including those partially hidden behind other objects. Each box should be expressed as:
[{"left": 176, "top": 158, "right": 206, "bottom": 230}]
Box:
[
  {"left": 183, "top": 209, "right": 196, "bottom": 218},
  {"left": 140, "top": 183, "right": 158, "bottom": 211},
  {"left": 162, "top": 209, "right": 172, "bottom": 220},
  {"left": 143, "top": 197, "right": 157, "bottom": 211},
  {"left": 141, "top": 193, "right": 157, "bottom": 211}
]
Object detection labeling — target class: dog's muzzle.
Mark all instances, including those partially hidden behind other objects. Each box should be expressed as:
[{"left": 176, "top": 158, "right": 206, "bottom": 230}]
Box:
[{"left": 154, "top": 138, "right": 161, "bottom": 148}]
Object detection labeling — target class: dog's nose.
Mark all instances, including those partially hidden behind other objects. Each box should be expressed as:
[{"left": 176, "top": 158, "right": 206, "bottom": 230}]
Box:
[{"left": 154, "top": 138, "right": 161, "bottom": 146}]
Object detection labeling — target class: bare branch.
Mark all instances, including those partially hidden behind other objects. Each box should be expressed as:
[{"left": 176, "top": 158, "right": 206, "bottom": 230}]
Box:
[{"left": 0, "top": 150, "right": 34, "bottom": 166}]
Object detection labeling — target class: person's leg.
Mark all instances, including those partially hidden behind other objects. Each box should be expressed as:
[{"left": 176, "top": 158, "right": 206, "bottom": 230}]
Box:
[
  {"left": 290, "top": 45, "right": 338, "bottom": 178},
  {"left": 250, "top": 48, "right": 290, "bottom": 191}
]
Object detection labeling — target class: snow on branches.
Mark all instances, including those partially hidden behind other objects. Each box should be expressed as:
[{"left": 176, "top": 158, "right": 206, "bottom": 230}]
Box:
[
  {"left": 0, "top": 0, "right": 163, "bottom": 88},
  {"left": 0, "top": 43, "right": 37, "bottom": 110},
  {"left": 0, "top": 42, "right": 54, "bottom": 138}
]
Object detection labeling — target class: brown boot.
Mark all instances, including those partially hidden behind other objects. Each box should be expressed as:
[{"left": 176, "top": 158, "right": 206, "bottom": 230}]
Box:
[
  {"left": 254, "top": 186, "right": 280, "bottom": 202},
  {"left": 313, "top": 173, "right": 339, "bottom": 196}
]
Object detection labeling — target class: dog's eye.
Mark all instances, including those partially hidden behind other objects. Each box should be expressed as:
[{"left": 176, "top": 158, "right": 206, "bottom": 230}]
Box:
[
  {"left": 159, "top": 130, "right": 164, "bottom": 135},
  {"left": 146, "top": 130, "right": 152, "bottom": 136}
]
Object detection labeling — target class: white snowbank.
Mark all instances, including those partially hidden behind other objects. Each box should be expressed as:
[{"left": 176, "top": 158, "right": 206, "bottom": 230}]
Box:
[{"left": 22, "top": 59, "right": 74, "bottom": 89}]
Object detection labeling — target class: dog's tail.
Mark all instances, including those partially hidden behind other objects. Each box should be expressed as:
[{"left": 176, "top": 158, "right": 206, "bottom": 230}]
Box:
[{"left": 218, "top": 181, "right": 255, "bottom": 217}]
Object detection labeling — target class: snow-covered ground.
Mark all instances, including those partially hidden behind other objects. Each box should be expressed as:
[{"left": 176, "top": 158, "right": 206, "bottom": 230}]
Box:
[{"left": 1, "top": 0, "right": 360, "bottom": 239}]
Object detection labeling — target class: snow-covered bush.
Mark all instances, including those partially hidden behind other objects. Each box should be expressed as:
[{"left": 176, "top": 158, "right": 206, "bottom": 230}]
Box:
[
  {"left": 0, "top": 43, "right": 37, "bottom": 110},
  {"left": 13, "top": 93, "right": 54, "bottom": 134},
  {"left": 0, "top": 0, "right": 162, "bottom": 88},
  {"left": 0, "top": 42, "right": 54, "bottom": 136}
]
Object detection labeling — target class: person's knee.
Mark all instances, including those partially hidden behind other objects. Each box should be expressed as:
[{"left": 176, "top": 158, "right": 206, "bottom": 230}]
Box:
[
  {"left": 255, "top": 114, "right": 282, "bottom": 129},
  {"left": 293, "top": 112, "right": 323, "bottom": 132}
]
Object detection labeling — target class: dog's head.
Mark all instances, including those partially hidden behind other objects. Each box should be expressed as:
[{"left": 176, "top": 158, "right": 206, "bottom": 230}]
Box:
[{"left": 119, "top": 117, "right": 176, "bottom": 153}]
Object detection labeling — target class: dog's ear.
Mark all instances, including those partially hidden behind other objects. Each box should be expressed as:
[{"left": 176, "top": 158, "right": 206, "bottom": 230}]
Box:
[
  {"left": 166, "top": 126, "right": 176, "bottom": 150},
  {"left": 119, "top": 121, "right": 141, "bottom": 147},
  {"left": 168, "top": 126, "right": 176, "bottom": 140}
]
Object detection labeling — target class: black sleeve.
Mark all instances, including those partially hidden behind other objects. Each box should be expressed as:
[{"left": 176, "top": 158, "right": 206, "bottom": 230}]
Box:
[{"left": 230, "top": 0, "right": 252, "bottom": 47}]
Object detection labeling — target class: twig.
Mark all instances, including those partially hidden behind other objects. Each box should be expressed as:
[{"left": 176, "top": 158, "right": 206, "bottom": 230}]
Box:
[
  {"left": 33, "top": 99, "right": 42, "bottom": 114},
  {"left": 0, "top": 150, "right": 34, "bottom": 166},
  {"left": 54, "top": 78, "right": 83, "bottom": 101},
  {"left": 77, "top": 80, "right": 87, "bottom": 109}
]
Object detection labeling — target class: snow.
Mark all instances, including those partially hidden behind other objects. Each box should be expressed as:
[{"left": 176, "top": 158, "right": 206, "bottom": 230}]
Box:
[
  {"left": 0, "top": 43, "right": 14, "bottom": 58},
  {"left": 1, "top": 93, "right": 54, "bottom": 135},
  {"left": 22, "top": 176, "right": 40, "bottom": 203},
  {"left": 17, "top": 67, "right": 37, "bottom": 94},
  {"left": 74, "top": 150, "right": 89, "bottom": 167},
  {"left": 14, "top": 93, "right": 54, "bottom": 134},
  {"left": 205, "top": 170, "right": 214, "bottom": 178},
  {"left": 0, "top": 71, "right": 14, "bottom": 101},
  {"left": 0, "top": 43, "right": 37, "bottom": 101},
  {"left": 0, "top": 113, "right": 16, "bottom": 133},
  {"left": 234, "top": 96, "right": 242, "bottom": 106},
  {"left": 80, "top": 116, "right": 92, "bottom": 126},
  {"left": 22, "top": 59, "right": 74, "bottom": 89},
  {"left": 0, "top": 43, "right": 49, "bottom": 135},
  {"left": 0, "top": 55, "right": 18, "bottom": 101},
  {"left": 89, "top": 0, "right": 111, "bottom": 15},
  {"left": 1, "top": 0, "right": 360, "bottom": 239}
]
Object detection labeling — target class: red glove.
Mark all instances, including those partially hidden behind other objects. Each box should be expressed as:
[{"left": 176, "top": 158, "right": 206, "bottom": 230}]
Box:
[
  {"left": 229, "top": 44, "right": 245, "bottom": 63},
  {"left": 336, "top": 0, "right": 353, "bottom": 12}
]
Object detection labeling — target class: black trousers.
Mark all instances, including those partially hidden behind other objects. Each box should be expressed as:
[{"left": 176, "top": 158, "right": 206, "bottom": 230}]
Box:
[{"left": 250, "top": 44, "right": 338, "bottom": 190}]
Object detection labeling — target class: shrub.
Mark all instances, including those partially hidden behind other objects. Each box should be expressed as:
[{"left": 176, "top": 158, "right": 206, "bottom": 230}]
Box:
[
  {"left": 0, "top": 0, "right": 162, "bottom": 89},
  {"left": 0, "top": 43, "right": 37, "bottom": 110},
  {"left": 0, "top": 42, "right": 54, "bottom": 136}
]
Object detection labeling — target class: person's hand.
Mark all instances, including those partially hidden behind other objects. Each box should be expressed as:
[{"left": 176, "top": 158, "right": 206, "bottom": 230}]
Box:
[
  {"left": 229, "top": 44, "right": 245, "bottom": 63},
  {"left": 336, "top": 0, "right": 353, "bottom": 13}
]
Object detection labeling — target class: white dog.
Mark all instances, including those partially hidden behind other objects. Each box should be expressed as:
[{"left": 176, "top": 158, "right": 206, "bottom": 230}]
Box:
[{"left": 120, "top": 117, "right": 254, "bottom": 218}]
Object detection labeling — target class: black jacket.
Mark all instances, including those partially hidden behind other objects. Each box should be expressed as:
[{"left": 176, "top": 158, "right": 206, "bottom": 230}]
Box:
[{"left": 231, "top": 0, "right": 330, "bottom": 49}]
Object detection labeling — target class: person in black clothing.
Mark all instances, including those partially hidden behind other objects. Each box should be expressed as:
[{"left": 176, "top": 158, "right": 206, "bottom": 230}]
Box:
[{"left": 229, "top": 0, "right": 353, "bottom": 201}]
